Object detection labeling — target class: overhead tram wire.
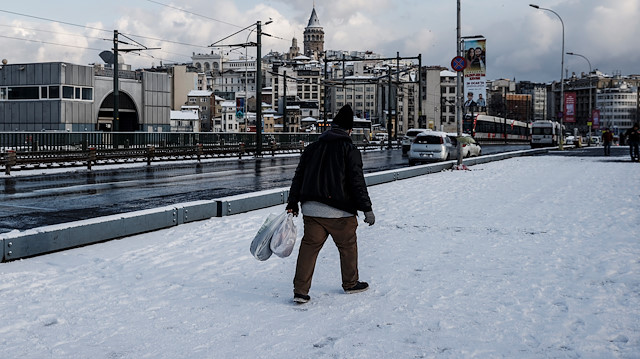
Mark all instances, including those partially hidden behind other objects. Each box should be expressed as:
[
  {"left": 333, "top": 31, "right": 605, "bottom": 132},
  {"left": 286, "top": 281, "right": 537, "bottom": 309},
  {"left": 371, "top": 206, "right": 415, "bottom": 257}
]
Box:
[
  {"left": 0, "top": 34, "right": 106, "bottom": 52},
  {"left": 146, "top": 0, "right": 244, "bottom": 28},
  {"left": 0, "top": 9, "right": 212, "bottom": 52},
  {"left": 0, "top": 9, "right": 110, "bottom": 33},
  {"left": 0, "top": 24, "right": 107, "bottom": 42}
]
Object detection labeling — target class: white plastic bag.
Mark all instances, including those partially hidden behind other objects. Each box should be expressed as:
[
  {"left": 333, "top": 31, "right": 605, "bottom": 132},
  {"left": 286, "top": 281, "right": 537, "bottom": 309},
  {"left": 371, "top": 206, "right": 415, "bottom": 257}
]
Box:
[
  {"left": 250, "top": 212, "right": 287, "bottom": 261},
  {"left": 270, "top": 213, "right": 297, "bottom": 258}
]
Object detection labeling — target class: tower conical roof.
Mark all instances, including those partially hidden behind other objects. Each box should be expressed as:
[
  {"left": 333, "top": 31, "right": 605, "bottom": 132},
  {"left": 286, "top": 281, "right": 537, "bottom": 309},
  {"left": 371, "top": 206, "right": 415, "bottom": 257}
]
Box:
[{"left": 307, "top": 8, "right": 322, "bottom": 28}]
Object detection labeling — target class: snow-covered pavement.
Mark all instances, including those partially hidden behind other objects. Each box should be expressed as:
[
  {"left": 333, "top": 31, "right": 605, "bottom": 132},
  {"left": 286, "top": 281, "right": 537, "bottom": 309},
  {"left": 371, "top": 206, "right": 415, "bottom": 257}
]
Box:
[{"left": 1, "top": 153, "right": 639, "bottom": 358}]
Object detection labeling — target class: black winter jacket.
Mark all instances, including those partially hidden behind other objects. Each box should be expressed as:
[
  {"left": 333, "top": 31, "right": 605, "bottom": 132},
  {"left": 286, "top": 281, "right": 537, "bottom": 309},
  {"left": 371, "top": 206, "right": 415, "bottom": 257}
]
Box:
[{"left": 287, "top": 128, "right": 372, "bottom": 214}]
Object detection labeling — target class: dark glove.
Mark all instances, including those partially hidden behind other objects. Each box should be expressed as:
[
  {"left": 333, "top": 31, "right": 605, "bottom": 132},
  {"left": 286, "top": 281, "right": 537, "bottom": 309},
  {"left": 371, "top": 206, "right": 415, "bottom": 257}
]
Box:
[
  {"left": 286, "top": 202, "right": 299, "bottom": 217},
  {"left": 364, "top": 211, "right": 375, "bottom": 226}
]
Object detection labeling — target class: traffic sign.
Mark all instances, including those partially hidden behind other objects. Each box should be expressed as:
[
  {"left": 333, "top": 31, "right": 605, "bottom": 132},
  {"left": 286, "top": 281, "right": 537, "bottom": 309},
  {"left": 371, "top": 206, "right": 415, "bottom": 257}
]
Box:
[{"left": 451, "top": 56, "right": 466, "bottom": 72}]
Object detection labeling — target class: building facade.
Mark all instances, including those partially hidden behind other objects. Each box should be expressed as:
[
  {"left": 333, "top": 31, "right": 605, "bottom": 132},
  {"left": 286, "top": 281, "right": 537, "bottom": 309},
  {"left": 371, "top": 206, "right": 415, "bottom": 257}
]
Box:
[
  {"left": 0, "top": 62, "right": 170, "bottom": 132},
  {"left": 596, "top": 84, "right": 638, "bottom": 133}
]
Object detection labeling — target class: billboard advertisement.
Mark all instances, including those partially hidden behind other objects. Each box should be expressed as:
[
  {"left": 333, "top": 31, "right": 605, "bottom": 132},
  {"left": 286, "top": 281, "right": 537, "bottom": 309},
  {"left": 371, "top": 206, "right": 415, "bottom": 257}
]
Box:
[
  {"left": 592, "top": 109, "right": 600, "bottom": 129},
  {"left": 463, "top": 39, "right": 487, "bottom": 113},
  {"left": 564, "top": 92, "right": 576, "bottom": 123},
  {"left": 236, "top": 98, "right": 245, "bottom": 119}
]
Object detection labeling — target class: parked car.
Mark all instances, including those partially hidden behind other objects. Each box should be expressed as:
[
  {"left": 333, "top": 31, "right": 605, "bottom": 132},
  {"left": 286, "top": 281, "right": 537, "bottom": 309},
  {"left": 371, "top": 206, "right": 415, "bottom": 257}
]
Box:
[
  {"left": 565, "top": 136, "right": 576, "bottom": 145},
  {"left": 401, "top": 128, "right": 431, "bottom": 155},
  {"left": 589, "top": 136, "right": 601, "bottom": 145},
  {"left": 458, "top": 136, "right": 482, "bottom": 157},
  {"left": 446, "top": 133, "right": 482, "bottom": 158},
  {"left": 370, "top": 132, "right": 388, "bottom": 145},
  {"left": 408, "top": 131, "right": 455, "bottom": 165}
]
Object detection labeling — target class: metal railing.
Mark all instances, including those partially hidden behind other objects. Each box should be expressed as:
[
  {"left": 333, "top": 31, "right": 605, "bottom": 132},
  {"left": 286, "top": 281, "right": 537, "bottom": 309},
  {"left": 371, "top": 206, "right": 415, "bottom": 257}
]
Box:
[{"left": 0, "top": 131, "right": 380, "bottom": 174}]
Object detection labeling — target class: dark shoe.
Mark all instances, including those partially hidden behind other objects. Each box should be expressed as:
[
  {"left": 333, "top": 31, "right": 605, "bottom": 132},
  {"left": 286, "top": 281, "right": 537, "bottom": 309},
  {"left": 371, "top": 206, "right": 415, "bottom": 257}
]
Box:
[
  {"left": 344, "top": 281, "right": 369, "bottom": 294},
  {"left": 293, "top": 293, "right": 310, "bottom": 304}
]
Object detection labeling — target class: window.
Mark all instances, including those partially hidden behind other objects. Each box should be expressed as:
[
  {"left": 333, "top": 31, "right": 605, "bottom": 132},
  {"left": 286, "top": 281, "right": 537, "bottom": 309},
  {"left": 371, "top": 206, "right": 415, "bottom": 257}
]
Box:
[
  {"left": 0, "top": 88, "right": 6, "bottom": 100},
  {"left": 75, "top": 87, "right": 81, "bottom": 99},
  {"left": 41, "top": 86, "right": 48, "bottom": 99},
  {"left": 49, "top": 86, "right": 60, "bottom": 98},
  {"left": 62, "top": 86, "right": 74, "bottom": 99},
  {"left": 8, "top": 86, "right": 39, "bottom": 100},
  {"left": 82, "top": 88, "right": 93, "bottom": 100}
]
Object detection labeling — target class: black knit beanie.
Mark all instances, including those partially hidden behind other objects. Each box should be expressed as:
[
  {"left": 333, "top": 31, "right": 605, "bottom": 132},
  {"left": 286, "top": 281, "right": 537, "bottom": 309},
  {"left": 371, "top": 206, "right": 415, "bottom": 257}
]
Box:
[{"left": 332, "top": 104, "right": 354, "bottom": 130}]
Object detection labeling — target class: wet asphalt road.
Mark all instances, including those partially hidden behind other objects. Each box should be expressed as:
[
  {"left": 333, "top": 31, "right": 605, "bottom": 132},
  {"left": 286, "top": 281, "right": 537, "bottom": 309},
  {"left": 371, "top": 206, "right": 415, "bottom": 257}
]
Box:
[{"left": 2, "top": 144, "right": 587, "bottom": 233}]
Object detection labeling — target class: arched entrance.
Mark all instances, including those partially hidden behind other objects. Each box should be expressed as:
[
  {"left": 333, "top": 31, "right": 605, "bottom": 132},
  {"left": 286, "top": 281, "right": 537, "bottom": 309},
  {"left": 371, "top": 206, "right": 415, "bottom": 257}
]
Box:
[{"left": 97, "top": 91, "right": 140, "bottom": 131}]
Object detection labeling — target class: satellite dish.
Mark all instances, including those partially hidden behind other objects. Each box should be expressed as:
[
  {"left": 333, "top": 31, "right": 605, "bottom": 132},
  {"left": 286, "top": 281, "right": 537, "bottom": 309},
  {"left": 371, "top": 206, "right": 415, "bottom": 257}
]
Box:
[{"left": 99, "top": 51, "right": 115, "bottom": 64}]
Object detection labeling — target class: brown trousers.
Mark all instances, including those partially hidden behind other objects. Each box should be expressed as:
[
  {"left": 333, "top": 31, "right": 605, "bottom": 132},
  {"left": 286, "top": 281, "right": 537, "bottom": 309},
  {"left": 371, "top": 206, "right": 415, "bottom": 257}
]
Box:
[{"left": 293, "top": 216, "right": 359, "bottom": 295}]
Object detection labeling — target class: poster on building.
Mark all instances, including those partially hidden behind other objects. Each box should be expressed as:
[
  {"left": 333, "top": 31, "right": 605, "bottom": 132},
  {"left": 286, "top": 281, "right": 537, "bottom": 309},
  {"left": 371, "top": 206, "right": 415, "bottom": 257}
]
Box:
[
  {"left": 236, "top": 98, "right": 245, "bottom": 119},
  {"left": 564, "top": 92, "right": 576, "bottom": 123},
  {"left": 463, "top": 39, "right": 487, "bottom": 113},
  {"left": 592, "top": 109, "right": 600, "bottom": 129}
]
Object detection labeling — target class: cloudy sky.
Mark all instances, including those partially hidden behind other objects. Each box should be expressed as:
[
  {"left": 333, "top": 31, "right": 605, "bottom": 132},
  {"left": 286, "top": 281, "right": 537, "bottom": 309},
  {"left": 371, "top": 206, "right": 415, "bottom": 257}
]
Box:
[{"left": 0, "top": 0, "right": 638, "bottom": 83}]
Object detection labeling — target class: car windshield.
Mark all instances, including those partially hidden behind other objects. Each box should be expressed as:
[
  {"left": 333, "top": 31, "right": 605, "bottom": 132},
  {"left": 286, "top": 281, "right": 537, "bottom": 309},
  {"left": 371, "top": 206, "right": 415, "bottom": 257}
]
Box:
[
  {"left": 415, "top": 135, "right": 443, "bottom": 144},
  {"left": 533, "top": 128, "right": 552, "bottom": 135}
]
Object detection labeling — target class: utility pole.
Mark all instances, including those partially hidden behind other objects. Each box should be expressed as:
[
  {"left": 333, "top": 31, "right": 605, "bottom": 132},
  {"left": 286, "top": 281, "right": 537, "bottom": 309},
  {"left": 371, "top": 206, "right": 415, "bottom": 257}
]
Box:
[
  {"left": 387, "top": 70, "right": 392, "bottom": 149},
  {"left": 323, "top": 52, "right": 328, "bottom": 131},
  {"left": 418, "top": 54, "right": 422, "bottom": 128},
  {"left": 256, "top": 21, "right": 263, "bottom": 156},
  {"left": 283, "top": 70, "right": 287, "bottom": 131},
  {"left": 455, "top": 0, "right": 463, "bottom": 165},
  {"left": 111, "top": 30, "right": 159, "bottom": 134},
  {"left": 395, "top": 52, "right": 400, "bottom": 139},
  {"left": 113, "top": 30, "right": 120, "bottom": 132}
]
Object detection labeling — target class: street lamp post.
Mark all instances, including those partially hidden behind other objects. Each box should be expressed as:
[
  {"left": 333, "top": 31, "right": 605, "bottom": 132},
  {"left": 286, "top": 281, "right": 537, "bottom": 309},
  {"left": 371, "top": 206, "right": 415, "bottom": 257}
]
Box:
[
  {"left": 566, "top": 51, "right": 592, "bottom": 145},
  {"left": 530, "top": 4, "right": 565, "bottom": 150},
  {"left": 456, "top": 0, "right": 463, "bottom": 165}
]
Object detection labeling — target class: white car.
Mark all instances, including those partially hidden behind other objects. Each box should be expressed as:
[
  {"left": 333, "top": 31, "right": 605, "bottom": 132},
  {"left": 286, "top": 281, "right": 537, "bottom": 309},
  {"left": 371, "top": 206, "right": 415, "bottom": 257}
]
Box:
[
  {"left": 458, "top": 136, "right": 482, "bottom": 157},
  {"left": 408, "top": 131, "right": 455, "bottom": 165},
  {"left": 447, "top": 133, "right": 482, "bottom": 158},
  {"left": 370, "top": 132, "right": 388, "bottom": 145},
  {"left": 401, "top": 128, "right": 431, "bottom": 155}
]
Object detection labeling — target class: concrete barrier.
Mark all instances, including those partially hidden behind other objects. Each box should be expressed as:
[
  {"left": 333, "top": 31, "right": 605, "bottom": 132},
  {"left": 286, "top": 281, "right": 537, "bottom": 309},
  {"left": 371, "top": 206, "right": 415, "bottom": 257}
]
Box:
[{"left": 1, "top": 148, "right": 548, "bottom": 262}]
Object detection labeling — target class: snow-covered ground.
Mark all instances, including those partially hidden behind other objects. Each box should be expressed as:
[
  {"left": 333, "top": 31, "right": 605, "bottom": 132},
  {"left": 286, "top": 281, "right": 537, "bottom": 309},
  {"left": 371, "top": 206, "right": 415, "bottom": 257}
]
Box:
[{"left": 1, "top": 153, "right": 639, "bottom": 358}]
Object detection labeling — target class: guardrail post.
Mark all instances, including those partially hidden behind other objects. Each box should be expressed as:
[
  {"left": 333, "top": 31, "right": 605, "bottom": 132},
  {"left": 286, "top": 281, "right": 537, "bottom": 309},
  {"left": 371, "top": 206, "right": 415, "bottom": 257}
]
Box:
[
  {"left": 271, "top": 141, "right": 276, "bottom": 157},
  {"left": 196, "top": 143, "right": 203, "bottom": 163},
  {"left": 147, "top": 145, "right": 155, "bottom": 165},
  {"left": 5, "top": 150, "right": 16, "bottom": 175},
  {"left": 87, "top": 147, "right": 96, "bottom": 170},
  {"left": 239, "top": 142, "right": 245, "bottom": 159}
]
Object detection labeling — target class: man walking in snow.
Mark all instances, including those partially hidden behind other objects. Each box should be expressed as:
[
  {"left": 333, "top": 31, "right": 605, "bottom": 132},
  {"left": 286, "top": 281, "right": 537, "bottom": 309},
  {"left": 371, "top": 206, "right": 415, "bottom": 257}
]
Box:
[
  {"left": 625, "top": 124, "right": 640, "bottom": 161},
  {"left": 286, "top": 104, "right": 375, "bottom": 304}
]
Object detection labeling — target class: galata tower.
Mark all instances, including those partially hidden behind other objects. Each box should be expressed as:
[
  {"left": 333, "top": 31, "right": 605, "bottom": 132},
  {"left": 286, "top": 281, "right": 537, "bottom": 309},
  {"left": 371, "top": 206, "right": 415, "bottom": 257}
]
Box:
[{"left": 303, "top": 7, "right": 324, "bottom": 58}]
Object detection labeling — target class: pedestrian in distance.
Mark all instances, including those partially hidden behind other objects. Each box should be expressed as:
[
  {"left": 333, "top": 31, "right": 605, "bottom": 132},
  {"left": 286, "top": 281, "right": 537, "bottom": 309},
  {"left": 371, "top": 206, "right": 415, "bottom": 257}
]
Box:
[
  {"left": 602, "top": 128, "right": 614, "bottom": 156},
  {"left": 624, "top": 124, "right": 640, "bottom": 161},
  {"left": 286, "top": 104, "right": 375, "bottom": 304}
]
